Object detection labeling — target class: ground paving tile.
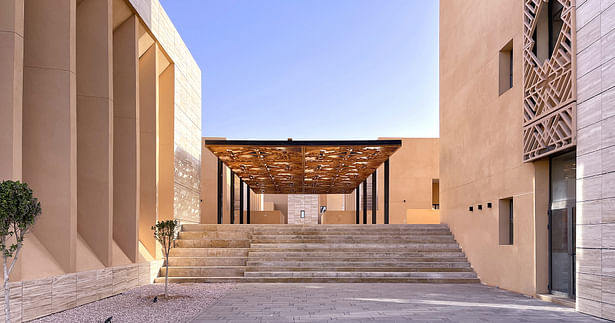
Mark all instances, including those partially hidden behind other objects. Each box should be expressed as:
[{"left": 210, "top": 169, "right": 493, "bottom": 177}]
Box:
[{"left": 191, "top": 283, "right": 607, "bottom": 322}]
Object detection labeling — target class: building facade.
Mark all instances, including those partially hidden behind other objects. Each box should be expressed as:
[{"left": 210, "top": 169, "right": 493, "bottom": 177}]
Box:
[
  {"left": 440, "top": 0, "right": 614, "bottom": 319},
  {"left": 0, "top": 0, "right": 200, "bottom": 320}
]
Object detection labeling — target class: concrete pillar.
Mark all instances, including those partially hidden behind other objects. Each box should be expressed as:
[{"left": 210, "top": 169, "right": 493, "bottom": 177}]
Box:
[
  {"left": 113, "top": 15, "right": 139, "bottom": 262},
  {"left": 23, "top": 0, "right": 77, "bottom": 273},
  {"left": 138, "top": 44, "right": 158, "bottom": 258},
  {"left": 76, "top": 0, "right": 113, "bottom": 267},
  {"left": 223, "top": 166, "right": 231, "bottom": 224},
  {"left": 532, "top": 159, "right": 549, "bottom": 294},
  {"left": 158, "top": 59, "right": 174, "bottom": 222},
  {"left": 0, "top": 0, "right": 24, "bottom": 181},
  {"left": 200, "top": 138, "right": 223, "bottom": 224}
]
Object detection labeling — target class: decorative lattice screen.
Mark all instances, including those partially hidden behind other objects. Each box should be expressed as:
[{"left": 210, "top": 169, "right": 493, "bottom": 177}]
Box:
[{"left": 522, "top": 0, "right": 576, "bottom": 161}]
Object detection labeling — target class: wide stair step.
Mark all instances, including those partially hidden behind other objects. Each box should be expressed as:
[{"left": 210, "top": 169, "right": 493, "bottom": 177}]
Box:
[
  {"left": 243, "top": 271, "right": 477, "bottom": 278},
  {"left": 245, "top": 261, "right": 471, "bottom": 268},
  {"left": 167, "top": 257, "right": 247, "bottom": 266},
  {"left": 245, "top": 267, "right": 474, "bottom": 272},
  {"left": 155, "top": 224, "right": 480, "bottom": 284}
]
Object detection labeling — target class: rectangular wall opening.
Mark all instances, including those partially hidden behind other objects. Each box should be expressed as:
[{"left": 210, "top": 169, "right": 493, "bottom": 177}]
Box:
[
  {"left": 499, "top": 40, "right": 513, "bottom": 95},
  {"left": 432, "top": 179, "right": 439, "bottom": 209},
  {"left": 499, "top": 197, "right": 513, "bottom": 245}
]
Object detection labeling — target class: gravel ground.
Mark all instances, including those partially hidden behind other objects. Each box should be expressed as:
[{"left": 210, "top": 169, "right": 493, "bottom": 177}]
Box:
[{"left": 32, "top": 283, "right": 235, "bottom": 323}]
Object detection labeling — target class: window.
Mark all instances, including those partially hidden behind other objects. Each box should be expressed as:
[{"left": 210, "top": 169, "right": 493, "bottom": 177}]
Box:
[
  {"left": 432, "top": 179, "right": 439, "bottom": 209},
  {"left": 499, "top": 40, "right": 513, "bottom": 95},
  {"left": 532, "top": 0, "right": 564, "bottom": 65},
  {"left": 499, "top": 197, "right": 514, "bottom": 245},
  {"left": 548, "top": 1, "right": 563, "bottom": 57}
]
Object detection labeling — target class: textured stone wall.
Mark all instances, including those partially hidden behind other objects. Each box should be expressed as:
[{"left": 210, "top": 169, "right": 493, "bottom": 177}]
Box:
[
  {"left": 288, "top": 195, "right": 319, "bottom": 224},
  {"left": 129, "top": 0, "right": 202, "bottom": 224},
  {"left": 575, "top": 0, "right": 615, "bottom": 319},
  {"left": 0, "top": 260, "right": 163, "bottom": 322}
]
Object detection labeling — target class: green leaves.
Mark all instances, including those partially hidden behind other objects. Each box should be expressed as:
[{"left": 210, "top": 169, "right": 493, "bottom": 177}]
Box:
[
  {"left": 0, "top": 180, "right": 41, "bottom": 258},
  {"left": 152, "top": 220, "right": 179, "bottom": 298},
  {"left": 152, "top": 220, "right": 180, "bottom": 257}
]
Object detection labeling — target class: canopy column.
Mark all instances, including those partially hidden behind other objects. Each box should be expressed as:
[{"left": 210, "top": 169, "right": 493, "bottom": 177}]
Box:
[
  {"left": 362, "top": 179, "right": 367, "bottom": 224},
  {"left": 217, "top": 159, "right": 223, "bottom": 224},
  {"left": 372, "top": 170, "right": 377, "bottom": 224},
  {"left": 230, "top": 170, "right": 235, "bottom": 224},
  {"left": 247, "top": 184, "right": 251, "bottom": 224},
  {"left": 384, "top": 159, "right": 390, "bottom": 224},
  {"left": 239, "top": 178, "right": 244, "bottom": 224},
  {"left": 355, "top": 186, "right": 360, "bottom": 224}
]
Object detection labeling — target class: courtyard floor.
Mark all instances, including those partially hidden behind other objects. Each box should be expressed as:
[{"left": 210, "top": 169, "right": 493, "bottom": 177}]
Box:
[{"left": 191, "top": 283, "right": 605, "bottom": 323}]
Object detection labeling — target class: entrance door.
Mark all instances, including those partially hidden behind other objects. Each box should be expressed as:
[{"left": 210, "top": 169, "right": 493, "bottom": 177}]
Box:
[{"left": 549, "top": 151, "right": 576, "bottom": 298}]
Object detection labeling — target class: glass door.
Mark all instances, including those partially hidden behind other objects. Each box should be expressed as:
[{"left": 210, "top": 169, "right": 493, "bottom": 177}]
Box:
[{"left": 549, "top": 151, "right": 576, "bottom": 298}]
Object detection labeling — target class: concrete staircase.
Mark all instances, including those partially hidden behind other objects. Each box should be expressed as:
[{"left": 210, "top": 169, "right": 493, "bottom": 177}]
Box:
[{"left": 156, "top": 224, "right": 479, "bottom": 284}]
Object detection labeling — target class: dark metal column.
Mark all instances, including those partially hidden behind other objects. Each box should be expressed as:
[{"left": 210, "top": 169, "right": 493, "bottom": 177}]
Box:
[
  {"left": 217, "top": 159, "right": 223, "bottom": 224},
  {"left": 362, "top": 179, "right": 367, "bottom": 224},
  {"left": 246, "top": 185, "right": 251, "bottom": 224},
  {"left": 239, "top": 178, "right": 244, "bottom": 224},
  {"left": 372, "top": 170, "right": 377, "bottom": 224},
  {"left": 230, "top": 171, "right": 235, "bottom": 224},
  {"left": 384, "top": 159, "right": 390, "bottom": 224},
  {"left": 355, "top": 186, "right": 360, "bottom": 224}
]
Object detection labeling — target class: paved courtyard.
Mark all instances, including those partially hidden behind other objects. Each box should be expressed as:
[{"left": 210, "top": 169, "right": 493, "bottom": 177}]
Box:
[{"left": 191, "top": 283, "right": 605, "bottom": 323}]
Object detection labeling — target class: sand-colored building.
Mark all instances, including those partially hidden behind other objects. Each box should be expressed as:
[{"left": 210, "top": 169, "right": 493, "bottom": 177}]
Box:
[
  {"left": 440, "top": 0, "right": 614, "bottom": 319},
  {"left": 0, "top": 0, "right": 200, "bottom": 320},
  {"left": 201, "top": 137, "right": 439, "bottom": 226}
]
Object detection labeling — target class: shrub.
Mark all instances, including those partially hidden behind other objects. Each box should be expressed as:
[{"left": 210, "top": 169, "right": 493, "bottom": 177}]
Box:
[
  {"left": 0, "top": 180, "right": 41, "bottom": 323},
  {"left": 152, "top": 220, "right": 179, "bottom": 297}
]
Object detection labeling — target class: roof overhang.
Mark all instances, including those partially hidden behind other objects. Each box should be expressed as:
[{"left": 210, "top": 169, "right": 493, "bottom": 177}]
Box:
[{"left": 206, "top": 139, "right": 402, "bottom": 194}]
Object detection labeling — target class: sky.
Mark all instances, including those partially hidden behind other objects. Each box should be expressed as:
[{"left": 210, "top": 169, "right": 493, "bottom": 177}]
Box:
[{"left": 159, "top": 0, "right": 439, "bottom": 140}]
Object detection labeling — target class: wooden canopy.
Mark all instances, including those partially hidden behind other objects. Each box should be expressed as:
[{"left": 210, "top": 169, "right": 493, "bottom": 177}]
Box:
[{"left": 206, "top": 139, "right": 402, "bottom": 194}]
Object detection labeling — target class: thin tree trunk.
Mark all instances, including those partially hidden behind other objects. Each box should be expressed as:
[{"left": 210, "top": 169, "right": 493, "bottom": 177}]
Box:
[
  {"left": 4, "top": 256, "right": 11, "bottom": 323},
  {"left": 164, "top": 254, "right": 169, "bottom": 297}
]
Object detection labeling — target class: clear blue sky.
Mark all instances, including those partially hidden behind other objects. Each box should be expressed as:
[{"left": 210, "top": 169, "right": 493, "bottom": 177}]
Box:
[{"left": 160, "top": 0, "right": 439, "bottom": 140}]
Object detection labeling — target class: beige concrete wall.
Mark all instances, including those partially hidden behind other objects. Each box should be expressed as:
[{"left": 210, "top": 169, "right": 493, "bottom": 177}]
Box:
[
  {"left": 406, "top": 209, "right": 439, "bottom": 224},
  {"left": 113, "top": 14, "right": 140, "bottom": 263},
  {"left": 262, "top": 201, "right": 274, "bottom": 211},
  {"left": 222, "top": 165, "right": 231, "bottom": 224},
  {"left": 439, "top": 0, "right": 548, "bottom": 296},
  {"left": 158, "top": 60, "right": 174, "bottom": 222},
  {"left": 324, "top": 194, "right": 345, "bottom": 211},
  {"left": 322, "top": 211, "right": 355, "bottom": 224},
  {"left": 23, "top": 0, "right": 78, "bottom": 275},
  {"left": 250, "top": 190, "right": 263, "bottom": 212},
  {"left": 264, "top": 194, "right": 288, "bottom": 219},
  {"left": 138, "top": 43, "right": 158, "bottom": 259},
  {"left": 0, "top": 0, "right": 23, "bottom": 181},
  {"left": 248, "top": 211, "right": 285, "bottom": 225},
  {"left": 76, "top": 0, "right": 114, "bottom": 267},
  {"left": 200, "top": 137, "right": 224, "bottom": 224},
  {"left": 376, "top": 138, "right": 439, "bottom": 224}
]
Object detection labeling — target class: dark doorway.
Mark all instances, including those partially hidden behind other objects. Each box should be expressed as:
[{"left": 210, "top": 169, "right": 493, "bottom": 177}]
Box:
[{"left": 549, "top": 151, "right": 576, "bottom": 298}]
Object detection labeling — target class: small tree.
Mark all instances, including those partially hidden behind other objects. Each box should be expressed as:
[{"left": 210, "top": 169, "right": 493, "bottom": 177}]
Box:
[
  {"left": 152, "top": 220, "right": 179, "bottom": 298},
  {"left": 0, "top": 180, "right": 41, "bottom": 323}
]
